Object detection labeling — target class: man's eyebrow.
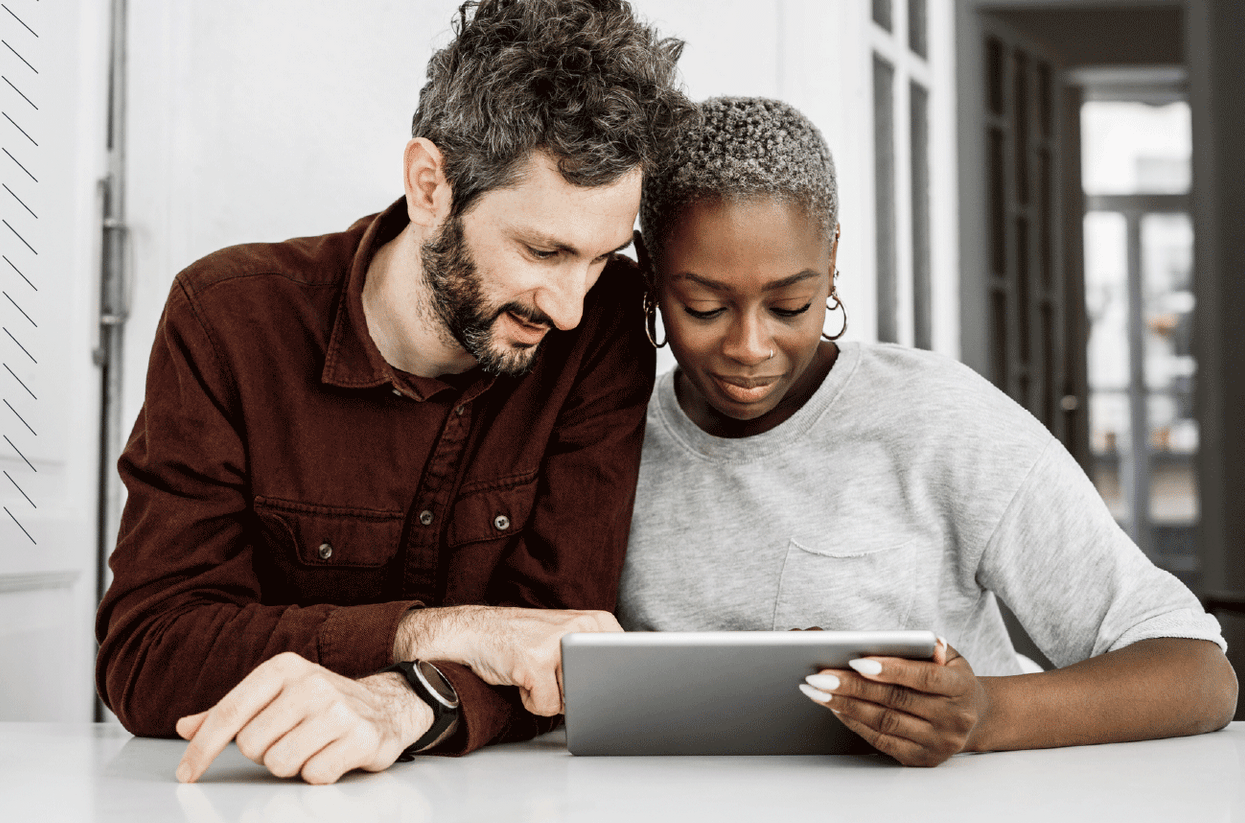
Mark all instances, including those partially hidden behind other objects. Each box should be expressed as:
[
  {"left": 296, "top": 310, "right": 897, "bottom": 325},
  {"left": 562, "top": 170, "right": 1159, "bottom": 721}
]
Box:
[
  {"left": 675, "top": 269, "right": 822, "bottom": 292},
  {"left": 517, "top": 232, "right": 633, "bottom": 258}
]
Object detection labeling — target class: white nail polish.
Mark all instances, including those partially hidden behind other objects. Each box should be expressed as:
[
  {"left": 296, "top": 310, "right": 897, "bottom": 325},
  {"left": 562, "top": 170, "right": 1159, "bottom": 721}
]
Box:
[
  {"left": 848, "top": 658, "right": 883, "bottom": 676},
  {"left": 798, "top": 683, "right": 833, "bottom": 703},
  {"left": 805, "top": 673, "right": 841, "bottom": 691}
]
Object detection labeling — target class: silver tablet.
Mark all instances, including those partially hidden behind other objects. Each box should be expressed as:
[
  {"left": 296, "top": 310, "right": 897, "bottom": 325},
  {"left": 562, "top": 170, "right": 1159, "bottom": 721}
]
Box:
[{"left": 561, "top": 630, "right": 937, "bottom": 756}]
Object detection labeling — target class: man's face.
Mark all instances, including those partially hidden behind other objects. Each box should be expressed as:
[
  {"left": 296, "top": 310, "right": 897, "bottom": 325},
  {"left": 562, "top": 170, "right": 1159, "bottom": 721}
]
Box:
[{"left": 421, "top": 152, "right": 642, "bottom": 376}]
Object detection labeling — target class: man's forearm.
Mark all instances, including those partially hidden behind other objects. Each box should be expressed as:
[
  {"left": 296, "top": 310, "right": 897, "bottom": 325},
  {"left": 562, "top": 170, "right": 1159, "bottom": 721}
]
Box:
[{"left": 968, "top": 638, "right": 1237, "bottom": 753}]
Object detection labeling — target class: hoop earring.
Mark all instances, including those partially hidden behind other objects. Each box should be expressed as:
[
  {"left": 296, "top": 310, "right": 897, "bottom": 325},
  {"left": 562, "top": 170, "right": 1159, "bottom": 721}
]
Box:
[
  {"left": 642, "top": 292, "right": 667, "bottom": 348},
  {"left": 822, "top": 285, "right": 848, "bottom": 341}
]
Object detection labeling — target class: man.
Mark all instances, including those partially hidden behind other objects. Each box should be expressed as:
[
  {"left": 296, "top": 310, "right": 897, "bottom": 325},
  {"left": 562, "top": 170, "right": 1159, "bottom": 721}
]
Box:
[{"left": 95, "top": 0, "right": 693, "bottom": 785}]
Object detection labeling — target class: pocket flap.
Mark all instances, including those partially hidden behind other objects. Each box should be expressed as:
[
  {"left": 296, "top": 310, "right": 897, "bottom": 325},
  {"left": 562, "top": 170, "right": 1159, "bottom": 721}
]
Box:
[
  {"left": 447, "top": 476, "right": 538, "bottom": 546},
  {"left": 255, "top": 499, "right": 404, "bottom": 568}
]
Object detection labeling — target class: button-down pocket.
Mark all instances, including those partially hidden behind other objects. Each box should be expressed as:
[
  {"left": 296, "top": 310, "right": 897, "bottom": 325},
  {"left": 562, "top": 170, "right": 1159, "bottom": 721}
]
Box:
[
  {"left": 446, "top": 474, "right": 538, "bottom": 547},
  {"left": 771, "top": 536, "right": 918, "bottom": 631},
  {"left": 254, "top": 498, "right": 405, "bottom": 604}
]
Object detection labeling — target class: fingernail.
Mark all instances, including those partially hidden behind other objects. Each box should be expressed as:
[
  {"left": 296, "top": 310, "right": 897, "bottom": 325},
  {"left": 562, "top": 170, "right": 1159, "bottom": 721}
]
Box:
[
  {"left": 937, "top": 635, "right": 948, "bottom": 649},
  {"left": 848, "top": 658, "right": 883, "bottom": 676},
  {"left": 805, "top": 673, "right": 841, "bottom": 690},
  {"left": 798, "top": 683, "right": 833, "bottom": 703}
]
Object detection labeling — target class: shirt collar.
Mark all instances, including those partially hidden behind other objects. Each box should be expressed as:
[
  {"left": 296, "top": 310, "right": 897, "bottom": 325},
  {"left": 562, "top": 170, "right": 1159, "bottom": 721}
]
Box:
[{"left": 321, "top": 197, "right": 495, "bottom": 402}]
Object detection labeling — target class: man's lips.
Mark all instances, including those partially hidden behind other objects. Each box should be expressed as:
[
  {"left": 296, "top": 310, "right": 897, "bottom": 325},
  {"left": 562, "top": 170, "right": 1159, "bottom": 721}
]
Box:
[{"left": 503, "top": 310, "right": 550, "bottom": 345}]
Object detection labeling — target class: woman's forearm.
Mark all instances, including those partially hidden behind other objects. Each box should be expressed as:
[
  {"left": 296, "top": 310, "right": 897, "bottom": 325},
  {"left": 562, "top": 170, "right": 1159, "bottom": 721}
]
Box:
[{"left": 968, "top": 637, "right": 1237, "bottom": 753}]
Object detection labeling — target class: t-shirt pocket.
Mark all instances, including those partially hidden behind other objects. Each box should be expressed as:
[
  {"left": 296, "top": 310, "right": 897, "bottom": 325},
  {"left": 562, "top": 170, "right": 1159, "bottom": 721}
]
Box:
[{"left": 771, "top": 535, "right": 918, "bottom": 631}]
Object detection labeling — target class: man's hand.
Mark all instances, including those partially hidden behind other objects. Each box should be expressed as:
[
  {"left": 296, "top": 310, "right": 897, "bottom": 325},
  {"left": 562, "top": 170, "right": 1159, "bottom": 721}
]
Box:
[
  {"left": 798, "top": 637, "right": 988, "bottom": 767},
  {"left": 175, "top": 652, "right": 432, "bottom": 785},
  {"left": 395, "top": 606, "right": 622, "bottom": 716}
]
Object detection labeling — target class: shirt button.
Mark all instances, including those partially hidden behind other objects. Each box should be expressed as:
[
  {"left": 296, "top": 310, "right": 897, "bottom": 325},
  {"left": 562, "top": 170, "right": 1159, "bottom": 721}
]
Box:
[
  {"left": 392, "top": 388, "right": 404, "bottom": 397},
  {"left": 455, "top": 405, "right": 466, "bottom": 416},
  {"left": 493, "top": 514, "right": 510, "bottom": 531},
  {"left": 419, "top": 510, "right": 434, "bottom": 526},
  {"left": 317, "top": 542, "right": 333, "bottom": 560}
]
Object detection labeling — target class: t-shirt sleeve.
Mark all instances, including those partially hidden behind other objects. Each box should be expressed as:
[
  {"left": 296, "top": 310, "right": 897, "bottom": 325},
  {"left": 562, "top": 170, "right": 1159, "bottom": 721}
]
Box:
[{"left": 975, "top": 436, "right": 1225, "bottom": 668}]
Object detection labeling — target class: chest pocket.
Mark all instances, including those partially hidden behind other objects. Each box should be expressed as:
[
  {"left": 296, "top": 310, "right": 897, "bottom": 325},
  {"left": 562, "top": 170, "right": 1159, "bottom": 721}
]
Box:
[
  {"left": 772, "top": 535, "right": 918, "bottom": 632},
  {"left": 446, "top": 474, "right": 539, "bottom": 547},
  {"left": 254, "top": 497, "right": 405, "bottom": 605}
]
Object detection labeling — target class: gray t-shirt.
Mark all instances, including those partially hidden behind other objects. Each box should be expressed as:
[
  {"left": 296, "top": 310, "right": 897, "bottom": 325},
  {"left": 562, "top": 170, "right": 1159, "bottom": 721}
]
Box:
[{"left": 618, "top": 342, "right": 1224, "bottom": 675}]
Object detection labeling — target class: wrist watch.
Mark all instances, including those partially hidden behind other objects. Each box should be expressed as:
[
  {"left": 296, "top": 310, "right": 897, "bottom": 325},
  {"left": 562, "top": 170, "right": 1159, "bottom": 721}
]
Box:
[{"left": 382, "top": 660, "right": 461, "bottom": 760}]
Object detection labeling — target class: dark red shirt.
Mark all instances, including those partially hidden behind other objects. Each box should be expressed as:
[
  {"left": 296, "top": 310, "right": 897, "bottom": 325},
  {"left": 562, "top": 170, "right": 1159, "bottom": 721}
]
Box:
[{"left": 95, "top": 199, "right": 655, "bottom": 753}]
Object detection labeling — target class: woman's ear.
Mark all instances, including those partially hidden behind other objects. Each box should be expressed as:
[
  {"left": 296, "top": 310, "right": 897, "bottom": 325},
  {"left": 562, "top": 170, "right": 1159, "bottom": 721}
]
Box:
[
  {"left": 403, "top": 138, "right": 452, "bottom": 228},
  {"left": 634, "top": 230, "right": 657, "bottom": 293},
  {"left": 829, "top": 222, "right": 841, "bottom": 277}
]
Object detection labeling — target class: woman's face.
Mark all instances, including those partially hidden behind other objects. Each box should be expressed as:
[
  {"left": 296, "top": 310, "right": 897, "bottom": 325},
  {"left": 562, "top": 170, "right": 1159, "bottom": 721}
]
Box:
[{"left": 656, "top": 196, "right": 837, "bottom": 434}]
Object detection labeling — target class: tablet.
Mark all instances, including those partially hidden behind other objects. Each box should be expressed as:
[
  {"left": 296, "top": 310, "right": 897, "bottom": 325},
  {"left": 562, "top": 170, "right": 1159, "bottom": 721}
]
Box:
[{"left": 561, "top": 630, "right": 937, "bottom": 756}]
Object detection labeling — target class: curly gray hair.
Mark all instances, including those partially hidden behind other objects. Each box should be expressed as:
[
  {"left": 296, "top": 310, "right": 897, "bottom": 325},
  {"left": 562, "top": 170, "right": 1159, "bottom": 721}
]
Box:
[
  {"left": 640, "top": 96, "right": 838, "bottom": 265},
  {"left": 412, "top": 0, "right": 695, "bottom": 219}
]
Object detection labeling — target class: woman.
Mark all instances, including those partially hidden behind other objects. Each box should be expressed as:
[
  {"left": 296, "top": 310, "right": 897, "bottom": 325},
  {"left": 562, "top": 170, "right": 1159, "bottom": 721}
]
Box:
[{"left": 619, "top": 97, "right": 1236, "bottom": 766}]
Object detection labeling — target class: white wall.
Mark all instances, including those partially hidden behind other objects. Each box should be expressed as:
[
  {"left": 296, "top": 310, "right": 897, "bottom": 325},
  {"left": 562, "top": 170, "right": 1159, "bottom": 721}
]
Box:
[{"left": 0, "top": 0, "right": 110, "bottom": 721}]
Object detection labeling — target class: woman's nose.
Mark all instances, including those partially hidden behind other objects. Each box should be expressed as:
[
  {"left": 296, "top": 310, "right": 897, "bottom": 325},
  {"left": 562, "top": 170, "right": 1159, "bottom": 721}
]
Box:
[{"left": 721, "top": 314, "right": 771, "bottom": 365}]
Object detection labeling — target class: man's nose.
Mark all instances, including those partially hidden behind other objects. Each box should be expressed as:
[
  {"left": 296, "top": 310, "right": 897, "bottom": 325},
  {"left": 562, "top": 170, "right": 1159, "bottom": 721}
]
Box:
[{"left": 536, "top": 264, "right": 596, "bottom": 331}]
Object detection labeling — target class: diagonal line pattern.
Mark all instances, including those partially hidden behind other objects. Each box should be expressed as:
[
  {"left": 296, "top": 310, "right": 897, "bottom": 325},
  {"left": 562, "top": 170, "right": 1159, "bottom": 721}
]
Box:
[
  {"left": 3, "top": 434, "right": 33, "bottom": 471},
  {"left": 3, "top": 363, "right": 34, "bottom": 398},
  {"left": 3, "top": 327, "right": 35, "bottom": 362},
  {"left": 3, "top": 398, "right": 34, "bottom": 434},
  {"left": 4, "top": 506, "right": 35, "bottom": 544},
  {"left": 2, "top": 40, "right": 35, "bottom": 73},
  {"left": 2, "top": 255, "right": 33, "bottom": 289},
  {"left": 2, "top": 146, "right": 35, "bottom": 181},
  {"left": 2, "top": 75, "right": 35, "bottom": 109},
  {"left": 2, "top": 5, "right": 37, "bottom": 38},
  {"left": 2, "top": 219, "right": 35, "bottom": 253},
  {"left": 4, "top": 291, "right": 34, "bottom": 326},
  {"left": 3, "top": 183, "right": 34, "bottom": 217},
  {"left": 4, "top": 470, "right": 33, "bottom": 507},
  {"left": 3, "top": 111, "right": 36, "bottom": 145}
]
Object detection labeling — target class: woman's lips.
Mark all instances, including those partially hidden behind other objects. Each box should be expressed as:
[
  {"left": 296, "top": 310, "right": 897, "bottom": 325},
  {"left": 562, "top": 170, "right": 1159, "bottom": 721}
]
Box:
[{"left": 712, "top": 373, "right": 780, "bottom": 404}]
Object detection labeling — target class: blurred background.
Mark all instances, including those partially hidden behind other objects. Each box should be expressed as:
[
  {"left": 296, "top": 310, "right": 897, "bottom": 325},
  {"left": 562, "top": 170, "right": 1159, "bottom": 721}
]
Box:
[{"left": 2, "top": 0, "right": 1243, "bottom": 722}]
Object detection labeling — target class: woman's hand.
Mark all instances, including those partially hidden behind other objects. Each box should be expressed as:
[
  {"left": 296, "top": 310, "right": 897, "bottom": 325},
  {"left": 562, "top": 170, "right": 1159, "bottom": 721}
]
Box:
[{"left": 798, "top": 637, "right": 988, "bottom": 766}]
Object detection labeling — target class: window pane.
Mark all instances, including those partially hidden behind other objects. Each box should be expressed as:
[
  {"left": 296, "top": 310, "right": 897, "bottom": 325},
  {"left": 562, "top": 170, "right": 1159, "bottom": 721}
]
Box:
[
  {"left": 874, "top": 54, "right": 897, "bottom": 343},
  {"left": 908, "top": 0, "right": 928, "bottom": 58},
  {"left": 873, "top": 0, "right": 892, "bottom": 32},
  {"left": 910, "top": 81, "right": 931, "bottom": 349},
  {"left": 1081, "top": 101, "right": 1191, "bottom": 194},
  {"left": 1141, "top": 212, "right": 1197, "bottom": 527},
  {"left": 1084, "top": 210, "right": 1130, "bottom": 522}
]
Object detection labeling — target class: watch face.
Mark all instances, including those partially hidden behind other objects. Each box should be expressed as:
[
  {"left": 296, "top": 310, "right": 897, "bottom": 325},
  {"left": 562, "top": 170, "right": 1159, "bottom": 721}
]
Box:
[{"left": 417, "top": 660, "right": 459, "bottom": 706}]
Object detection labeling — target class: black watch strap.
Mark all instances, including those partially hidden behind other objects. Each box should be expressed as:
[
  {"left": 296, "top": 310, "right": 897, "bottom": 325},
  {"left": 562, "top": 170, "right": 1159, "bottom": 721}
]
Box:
[{"left": 381, "top": 660, "right": 460, "bottom": 761}]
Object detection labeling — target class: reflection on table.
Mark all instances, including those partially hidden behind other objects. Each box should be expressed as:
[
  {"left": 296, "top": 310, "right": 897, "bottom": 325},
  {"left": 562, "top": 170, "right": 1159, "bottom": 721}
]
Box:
[{"left": 1, "top": 722, "right": 1243, "bottom": 822}]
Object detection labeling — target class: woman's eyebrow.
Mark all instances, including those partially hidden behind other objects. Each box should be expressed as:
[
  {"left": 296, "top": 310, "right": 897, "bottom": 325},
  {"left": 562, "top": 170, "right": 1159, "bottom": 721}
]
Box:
[{"left": 674, "top": 269, "right": 822, "bottom": 293}]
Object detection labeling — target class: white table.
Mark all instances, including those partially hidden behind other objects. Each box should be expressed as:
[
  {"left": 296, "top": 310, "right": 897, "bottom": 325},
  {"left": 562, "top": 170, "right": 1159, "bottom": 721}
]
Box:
[{"left": 2, "top": 722, "right": 1244, "bottom": 822}]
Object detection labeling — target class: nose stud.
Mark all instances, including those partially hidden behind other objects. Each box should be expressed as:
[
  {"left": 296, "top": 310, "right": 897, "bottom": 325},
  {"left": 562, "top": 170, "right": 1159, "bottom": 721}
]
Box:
[{"left": 767, "top": 349, "right": 775, "bottom": 360}]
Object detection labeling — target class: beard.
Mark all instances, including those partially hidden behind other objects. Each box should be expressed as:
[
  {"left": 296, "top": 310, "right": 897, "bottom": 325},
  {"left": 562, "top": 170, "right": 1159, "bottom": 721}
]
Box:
[{"left": 420, "top": 214, "right": 551, "bottom": 377}]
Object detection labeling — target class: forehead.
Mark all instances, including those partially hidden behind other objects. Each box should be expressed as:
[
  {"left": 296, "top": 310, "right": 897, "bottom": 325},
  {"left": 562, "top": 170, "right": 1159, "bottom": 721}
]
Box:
[
  {"left": 662, "top": 196, "right": 831, "bottom": 286},
  {"left": 468, "top": 152, "right": 642, "bottom": 254}
]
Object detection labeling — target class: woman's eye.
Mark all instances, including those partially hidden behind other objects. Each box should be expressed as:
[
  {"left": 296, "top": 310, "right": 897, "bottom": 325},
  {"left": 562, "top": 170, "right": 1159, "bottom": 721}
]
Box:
[
  {"left": 684, "top": 306, "right": 726, "bottom": 320},
  {"left": 772, "top": 302, "right": 813, "bottom": 318}
]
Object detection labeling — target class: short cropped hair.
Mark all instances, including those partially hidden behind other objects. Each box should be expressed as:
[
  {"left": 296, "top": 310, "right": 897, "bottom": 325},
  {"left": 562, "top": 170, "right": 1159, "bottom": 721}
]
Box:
[
  {"left": 640, "top": 96, "right": 839, "bottom": 265},
  {"left": 412, "top": 0, "right": 695, "bottom": 218}
]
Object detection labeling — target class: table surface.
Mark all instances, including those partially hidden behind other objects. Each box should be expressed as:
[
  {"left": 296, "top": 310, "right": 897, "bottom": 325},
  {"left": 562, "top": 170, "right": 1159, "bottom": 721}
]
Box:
[{"left": 2, "top": 721, "right": 1244, "bottom": 822}]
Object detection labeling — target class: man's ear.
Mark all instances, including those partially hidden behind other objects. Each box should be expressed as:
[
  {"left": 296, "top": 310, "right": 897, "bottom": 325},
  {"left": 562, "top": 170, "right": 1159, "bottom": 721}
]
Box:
[{"left": 404, "top": 138, "right": 452, "bottom": 228}]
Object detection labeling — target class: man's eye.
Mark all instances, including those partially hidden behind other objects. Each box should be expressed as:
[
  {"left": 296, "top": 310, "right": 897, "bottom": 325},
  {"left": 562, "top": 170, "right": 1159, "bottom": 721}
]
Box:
[
  {"left": 684, "top": 306, "right": 725, "bottom": 320},
  {"left": 528, "top": 247, "right": 558, "bottom": 260},
  {"left": 772, "top": 302, "right": 813, "bottom": 318}
]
